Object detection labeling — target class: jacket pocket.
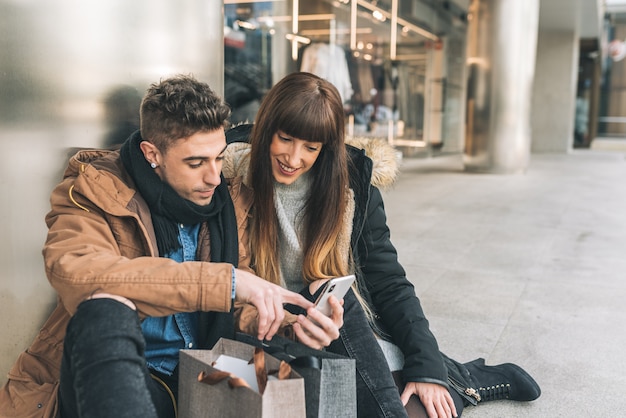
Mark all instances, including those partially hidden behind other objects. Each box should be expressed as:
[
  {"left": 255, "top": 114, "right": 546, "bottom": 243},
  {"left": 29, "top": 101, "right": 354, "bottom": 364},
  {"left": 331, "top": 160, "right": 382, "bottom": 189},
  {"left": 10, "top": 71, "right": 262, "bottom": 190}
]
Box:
[{"left": 0, "top": 377, "right": 59, "bottom": 418}]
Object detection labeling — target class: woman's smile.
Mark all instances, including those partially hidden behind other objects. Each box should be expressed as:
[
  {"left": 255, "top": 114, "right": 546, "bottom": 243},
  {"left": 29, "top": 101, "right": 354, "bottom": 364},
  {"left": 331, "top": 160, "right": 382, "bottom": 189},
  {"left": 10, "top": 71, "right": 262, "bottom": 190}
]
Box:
[{"left": 277, "top": 160, "right": 300, "bottom": 175}]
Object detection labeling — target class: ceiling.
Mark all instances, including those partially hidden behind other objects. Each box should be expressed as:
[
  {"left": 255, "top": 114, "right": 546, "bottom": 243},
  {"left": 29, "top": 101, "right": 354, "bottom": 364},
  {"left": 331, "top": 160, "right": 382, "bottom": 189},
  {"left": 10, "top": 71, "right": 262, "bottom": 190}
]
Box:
[
  {"left": 537, "top": 0, "right": 603, "bottom": 38},
  {"left": 450, "top": 0, "right": 604, "bottom": 39},
  {"left": 606, "top": 0, "right": 626, "bottom": 12}
]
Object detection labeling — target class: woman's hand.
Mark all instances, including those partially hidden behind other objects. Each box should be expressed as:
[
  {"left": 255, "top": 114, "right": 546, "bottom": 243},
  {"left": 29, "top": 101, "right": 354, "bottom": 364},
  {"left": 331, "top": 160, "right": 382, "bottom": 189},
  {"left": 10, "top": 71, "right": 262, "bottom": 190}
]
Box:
[
  {"left": 401, "top": 382, "right": 457, "bottom": 418},
  {"left": 292, "top": 294, "right": 343, "bottom": 350}
]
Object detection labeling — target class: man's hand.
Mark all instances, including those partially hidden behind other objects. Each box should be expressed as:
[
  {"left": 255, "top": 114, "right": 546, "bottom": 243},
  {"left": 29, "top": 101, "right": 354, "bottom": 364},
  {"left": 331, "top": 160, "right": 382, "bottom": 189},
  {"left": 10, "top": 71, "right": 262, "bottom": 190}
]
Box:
[
  {"left": 401, "top": 382, "right": 457, "bottom": 418},
  {"left": 234, "top": 268, "right": 313, "bottom": 341},
  {"left": 292, "top": 294, "right": 343, "bottom": 350}
]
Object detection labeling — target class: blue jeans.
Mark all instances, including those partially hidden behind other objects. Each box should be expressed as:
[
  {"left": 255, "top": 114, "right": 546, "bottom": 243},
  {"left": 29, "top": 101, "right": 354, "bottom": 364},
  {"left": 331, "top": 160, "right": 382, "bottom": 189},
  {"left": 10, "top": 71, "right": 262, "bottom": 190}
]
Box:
[
  {"left": 325, "top": 290, "right": 408, "bottom": 417},
  {"left": 58, "top": 299, "right": 175, "bottom": 418},
  {"left": 327, "top": 290, "right": 465, "bottom": 418}
]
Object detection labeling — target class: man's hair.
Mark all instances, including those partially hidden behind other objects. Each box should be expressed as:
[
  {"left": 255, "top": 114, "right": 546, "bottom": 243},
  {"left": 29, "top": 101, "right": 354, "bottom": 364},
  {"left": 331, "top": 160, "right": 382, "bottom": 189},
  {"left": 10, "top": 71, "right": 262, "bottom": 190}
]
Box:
[{"left": 140, "top": 74, "right": 231, "bottom": 151}]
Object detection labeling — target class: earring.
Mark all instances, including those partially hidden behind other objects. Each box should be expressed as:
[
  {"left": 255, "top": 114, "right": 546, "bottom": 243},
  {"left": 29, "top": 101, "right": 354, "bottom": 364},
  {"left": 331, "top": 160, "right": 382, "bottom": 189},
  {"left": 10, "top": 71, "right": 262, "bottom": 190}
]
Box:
[{"left": 150, "top": 162, "right": 157, "bottom": 169}]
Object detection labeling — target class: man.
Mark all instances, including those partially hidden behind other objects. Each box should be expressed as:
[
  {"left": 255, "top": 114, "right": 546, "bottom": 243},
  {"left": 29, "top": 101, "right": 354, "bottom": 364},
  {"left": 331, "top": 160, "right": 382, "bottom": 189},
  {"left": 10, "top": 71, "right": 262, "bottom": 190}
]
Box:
[{"left": 0, "top": 75, "right": 312, "bottom": 418}]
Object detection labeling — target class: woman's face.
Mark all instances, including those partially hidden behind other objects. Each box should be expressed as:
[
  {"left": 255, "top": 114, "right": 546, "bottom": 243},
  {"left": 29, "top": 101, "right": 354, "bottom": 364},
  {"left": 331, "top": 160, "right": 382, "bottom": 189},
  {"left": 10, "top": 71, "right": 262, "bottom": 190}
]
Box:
[{"left": 269, "top": 130, "right": 323, "bottom": 185}]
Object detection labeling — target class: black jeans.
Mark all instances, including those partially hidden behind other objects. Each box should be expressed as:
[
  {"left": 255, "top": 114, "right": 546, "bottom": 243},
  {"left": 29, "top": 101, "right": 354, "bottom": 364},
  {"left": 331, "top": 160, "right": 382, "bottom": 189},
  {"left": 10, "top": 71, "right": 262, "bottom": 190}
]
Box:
[
  {"left": 58, "top": 296, "right": 462, "bottom": 418},
  {"left": 58, "top": 299, "right": 175, "bottom": 418}
]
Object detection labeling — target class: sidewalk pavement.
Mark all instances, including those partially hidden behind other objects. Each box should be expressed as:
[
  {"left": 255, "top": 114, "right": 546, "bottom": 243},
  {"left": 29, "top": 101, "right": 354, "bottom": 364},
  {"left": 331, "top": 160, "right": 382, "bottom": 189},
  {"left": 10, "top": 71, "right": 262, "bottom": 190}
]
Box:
[{"left": 381, "top": 150, "right": 626, "bottom": 417}]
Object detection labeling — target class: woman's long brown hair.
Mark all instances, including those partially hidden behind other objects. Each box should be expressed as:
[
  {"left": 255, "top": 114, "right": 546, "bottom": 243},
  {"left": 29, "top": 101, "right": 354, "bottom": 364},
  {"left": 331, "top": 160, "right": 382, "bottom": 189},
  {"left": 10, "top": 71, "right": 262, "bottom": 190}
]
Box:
[{"left": 247, "top": 72, "right": 349, "bottom": 285}]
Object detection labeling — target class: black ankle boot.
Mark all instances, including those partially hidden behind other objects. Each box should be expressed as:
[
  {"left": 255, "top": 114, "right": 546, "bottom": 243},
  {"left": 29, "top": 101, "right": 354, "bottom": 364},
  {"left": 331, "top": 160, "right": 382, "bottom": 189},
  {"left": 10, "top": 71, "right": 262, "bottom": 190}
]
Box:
[{"left": 464, "top": 358, "right": 541, "bottom": 403}]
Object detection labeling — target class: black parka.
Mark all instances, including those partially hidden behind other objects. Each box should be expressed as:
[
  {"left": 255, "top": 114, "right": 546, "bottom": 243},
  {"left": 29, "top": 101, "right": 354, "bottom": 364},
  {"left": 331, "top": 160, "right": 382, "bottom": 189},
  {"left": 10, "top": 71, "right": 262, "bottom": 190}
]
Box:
[
  {"left": 347, "top": 145, "right": 448, "bottom": 387},
  {"left": 225, "top": 123, "right": 449, "bottom": 387}
]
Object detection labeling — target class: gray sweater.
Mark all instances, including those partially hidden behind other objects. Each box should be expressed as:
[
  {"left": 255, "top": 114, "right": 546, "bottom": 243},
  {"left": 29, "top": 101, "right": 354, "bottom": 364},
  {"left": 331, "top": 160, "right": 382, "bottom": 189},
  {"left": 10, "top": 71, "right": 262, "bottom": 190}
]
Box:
[{"left": 274, "top": 172, "right": 312, "bottom": 292}]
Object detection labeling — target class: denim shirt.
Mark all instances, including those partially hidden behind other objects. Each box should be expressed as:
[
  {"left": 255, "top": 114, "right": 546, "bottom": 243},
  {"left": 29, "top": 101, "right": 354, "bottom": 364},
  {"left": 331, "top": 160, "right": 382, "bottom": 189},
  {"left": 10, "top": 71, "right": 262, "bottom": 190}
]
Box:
[{"left": 142, "top": 223, "right": 201, "bottom": 376}]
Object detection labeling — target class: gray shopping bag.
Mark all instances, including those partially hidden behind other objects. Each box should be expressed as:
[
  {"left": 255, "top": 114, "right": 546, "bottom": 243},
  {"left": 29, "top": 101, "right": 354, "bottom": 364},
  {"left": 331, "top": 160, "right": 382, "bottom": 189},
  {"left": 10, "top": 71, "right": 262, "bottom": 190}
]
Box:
[
  {"left": 236, "top": 333, "right": 357, "bottom": 418},
  {"left": 178, "top": 338, "right": 306, "bottom": 418}
]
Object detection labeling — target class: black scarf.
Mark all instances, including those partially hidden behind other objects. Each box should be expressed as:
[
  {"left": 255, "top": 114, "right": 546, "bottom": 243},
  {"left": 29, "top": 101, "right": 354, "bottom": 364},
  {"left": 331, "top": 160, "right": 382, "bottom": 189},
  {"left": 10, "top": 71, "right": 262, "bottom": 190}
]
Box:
[{"left": 120, "top": 131, "right": 238, "bottom": 266}]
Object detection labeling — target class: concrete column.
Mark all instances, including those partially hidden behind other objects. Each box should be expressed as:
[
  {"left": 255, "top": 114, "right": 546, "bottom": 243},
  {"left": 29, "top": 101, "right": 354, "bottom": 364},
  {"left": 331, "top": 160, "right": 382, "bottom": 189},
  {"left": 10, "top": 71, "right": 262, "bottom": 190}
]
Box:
[
  {"left": 531, "top": 30, "right": 580, "bottom": 152},
  {"left": 464, "top": 0, "right": 540, "bottom": 173}
]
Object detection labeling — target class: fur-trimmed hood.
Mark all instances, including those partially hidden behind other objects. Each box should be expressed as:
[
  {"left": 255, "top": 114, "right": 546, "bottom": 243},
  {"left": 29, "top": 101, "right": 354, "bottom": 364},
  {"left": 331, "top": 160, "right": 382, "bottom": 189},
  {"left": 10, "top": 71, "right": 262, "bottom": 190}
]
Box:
[
  {"left": 345, "top": 136, "right": 400, "bottom": 189},
  {"left": 223, "top": 131, "right": 400, "bottom": 189}
]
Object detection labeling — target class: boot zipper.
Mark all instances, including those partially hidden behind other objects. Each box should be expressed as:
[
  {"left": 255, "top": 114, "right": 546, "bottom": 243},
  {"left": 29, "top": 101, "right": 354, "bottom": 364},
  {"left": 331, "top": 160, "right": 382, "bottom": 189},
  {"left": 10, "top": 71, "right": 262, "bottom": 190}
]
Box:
[
  {"left": 448, "top": 375, "right": 481, "bottom": 405},
  {"left": 464, "top": 387, "right": 482, "bottom": 403}
]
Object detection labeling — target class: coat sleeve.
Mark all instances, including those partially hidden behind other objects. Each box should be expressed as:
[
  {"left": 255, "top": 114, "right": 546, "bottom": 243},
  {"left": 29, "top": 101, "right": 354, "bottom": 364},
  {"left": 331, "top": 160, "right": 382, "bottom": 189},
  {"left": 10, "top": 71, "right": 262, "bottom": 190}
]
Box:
[
  {"left": 43, "top": 176, "right": 233, "bottom": 319},
  {"left": 357, "top": 185, "right": 448, "bottom": 386}
]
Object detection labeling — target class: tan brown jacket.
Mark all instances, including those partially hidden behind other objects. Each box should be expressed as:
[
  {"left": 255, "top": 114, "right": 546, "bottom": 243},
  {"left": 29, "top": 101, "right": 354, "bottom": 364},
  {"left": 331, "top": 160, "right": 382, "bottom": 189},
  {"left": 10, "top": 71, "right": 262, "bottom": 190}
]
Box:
[{"left": 0, "top": 149, "right": 247, "bottom": 418}]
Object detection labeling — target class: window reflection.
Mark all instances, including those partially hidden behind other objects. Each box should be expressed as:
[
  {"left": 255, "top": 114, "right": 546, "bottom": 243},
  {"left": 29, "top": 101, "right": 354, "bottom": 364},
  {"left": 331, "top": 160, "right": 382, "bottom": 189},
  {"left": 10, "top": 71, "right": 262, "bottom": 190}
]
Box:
[{"left": 223, "top": 0, "right": 467, "bottom": 153}]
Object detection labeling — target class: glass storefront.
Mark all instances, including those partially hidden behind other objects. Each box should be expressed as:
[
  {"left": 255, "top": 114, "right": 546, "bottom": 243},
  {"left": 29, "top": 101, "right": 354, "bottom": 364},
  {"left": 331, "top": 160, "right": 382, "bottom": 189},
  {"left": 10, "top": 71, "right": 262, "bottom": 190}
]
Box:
[
  {"left": 598, "top": 12, "right": 626, "bottom": 138},
  {"left": 223, "top": 0, "right": 468, "bottom": 153}
]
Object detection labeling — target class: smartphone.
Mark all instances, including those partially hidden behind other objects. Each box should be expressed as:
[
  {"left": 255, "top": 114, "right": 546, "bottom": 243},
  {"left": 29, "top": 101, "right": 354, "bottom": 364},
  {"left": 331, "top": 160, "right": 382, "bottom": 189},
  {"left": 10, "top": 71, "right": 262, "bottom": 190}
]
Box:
[{"left": 314, "top": 275, "right": 356, "bottom": 317}]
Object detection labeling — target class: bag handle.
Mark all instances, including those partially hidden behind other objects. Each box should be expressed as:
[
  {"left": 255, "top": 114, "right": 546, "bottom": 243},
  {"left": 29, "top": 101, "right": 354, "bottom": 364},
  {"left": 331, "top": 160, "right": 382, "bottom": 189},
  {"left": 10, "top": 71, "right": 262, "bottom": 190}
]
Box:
[{"left": 236, "top": 332, "right": 324, "bottom": 370}]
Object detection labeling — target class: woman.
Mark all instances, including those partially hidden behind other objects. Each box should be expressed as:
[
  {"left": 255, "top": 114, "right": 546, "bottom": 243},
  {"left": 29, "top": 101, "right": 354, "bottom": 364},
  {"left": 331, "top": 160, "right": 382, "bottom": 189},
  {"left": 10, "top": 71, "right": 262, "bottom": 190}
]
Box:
[{"left": 224, "top": 72, "right": 540, "bottom": 418}]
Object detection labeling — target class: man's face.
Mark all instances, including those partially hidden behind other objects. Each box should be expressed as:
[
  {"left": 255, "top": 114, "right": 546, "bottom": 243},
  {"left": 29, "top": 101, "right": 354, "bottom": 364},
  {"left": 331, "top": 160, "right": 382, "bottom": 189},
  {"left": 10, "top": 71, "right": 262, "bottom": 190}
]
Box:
[{"left": 142, "top": 129, "right": 227, "bottom": 206}]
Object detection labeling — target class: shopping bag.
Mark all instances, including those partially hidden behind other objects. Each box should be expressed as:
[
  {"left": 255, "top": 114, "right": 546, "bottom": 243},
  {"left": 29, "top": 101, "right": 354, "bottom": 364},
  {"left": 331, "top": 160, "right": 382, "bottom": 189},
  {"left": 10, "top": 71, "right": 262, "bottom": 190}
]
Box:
[
  {"left": 236, "top": 333, "right": 357, "bottom": 418},
  {"left": 178, "top": 338, "right": 306, "bottom": 418}
]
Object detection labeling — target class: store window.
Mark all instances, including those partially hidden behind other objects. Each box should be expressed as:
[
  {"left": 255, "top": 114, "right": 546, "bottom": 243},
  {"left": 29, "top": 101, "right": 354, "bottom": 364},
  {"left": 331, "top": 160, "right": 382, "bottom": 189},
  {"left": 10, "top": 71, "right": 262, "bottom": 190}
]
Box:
[
  {"left": 224, "top": 0, "right": 467, "bottom": 152},
  {"left": 598, "top": 12, "right": 626, "bottom": 139}
]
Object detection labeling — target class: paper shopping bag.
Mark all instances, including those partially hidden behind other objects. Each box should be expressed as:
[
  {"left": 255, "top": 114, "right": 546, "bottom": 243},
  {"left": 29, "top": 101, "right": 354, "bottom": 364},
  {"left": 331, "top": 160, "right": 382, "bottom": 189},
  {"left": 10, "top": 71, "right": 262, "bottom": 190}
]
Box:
[{"left": 178, "top": 338, "right": 306, "bottom": 418}]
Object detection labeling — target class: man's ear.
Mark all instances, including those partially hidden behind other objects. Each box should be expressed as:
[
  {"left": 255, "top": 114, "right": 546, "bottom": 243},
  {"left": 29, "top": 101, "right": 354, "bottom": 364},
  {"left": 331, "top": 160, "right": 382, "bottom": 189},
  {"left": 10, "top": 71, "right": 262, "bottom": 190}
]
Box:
[{"left": 139, "top": 140, "right": 161, "bottom": 166}]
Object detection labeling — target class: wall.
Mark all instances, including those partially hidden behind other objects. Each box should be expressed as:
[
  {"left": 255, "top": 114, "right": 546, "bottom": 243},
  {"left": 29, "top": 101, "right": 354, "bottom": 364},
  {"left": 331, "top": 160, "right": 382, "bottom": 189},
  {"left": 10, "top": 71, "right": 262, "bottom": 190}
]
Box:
[{"left": 0, "top": 0, "right": 224, "bottom": 381}]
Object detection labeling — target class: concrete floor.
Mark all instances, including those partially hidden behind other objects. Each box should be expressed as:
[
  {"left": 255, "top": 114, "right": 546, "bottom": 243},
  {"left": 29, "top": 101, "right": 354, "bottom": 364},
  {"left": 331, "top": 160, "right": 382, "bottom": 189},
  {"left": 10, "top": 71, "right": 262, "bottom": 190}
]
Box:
[{"left": 381, "top": 150, "right": 626, "bottom": 417}]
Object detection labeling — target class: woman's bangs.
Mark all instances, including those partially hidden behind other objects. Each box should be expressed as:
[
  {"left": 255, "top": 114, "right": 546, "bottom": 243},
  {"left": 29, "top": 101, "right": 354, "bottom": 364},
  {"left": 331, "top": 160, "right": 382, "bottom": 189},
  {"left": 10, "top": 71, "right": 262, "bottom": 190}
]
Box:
[{"left": 278, "top": 102, "right": 335, "bottom": 145}]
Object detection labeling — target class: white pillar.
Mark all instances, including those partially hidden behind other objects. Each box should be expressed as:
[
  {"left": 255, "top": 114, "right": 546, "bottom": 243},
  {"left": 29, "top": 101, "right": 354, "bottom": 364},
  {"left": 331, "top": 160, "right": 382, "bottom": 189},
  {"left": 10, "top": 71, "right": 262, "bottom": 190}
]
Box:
[
  {"left": 531, "top": 30, "right": 580, "bottom": 153},
  {"left": 464, "top": 0, "right": 540, "bottom": 173}
]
